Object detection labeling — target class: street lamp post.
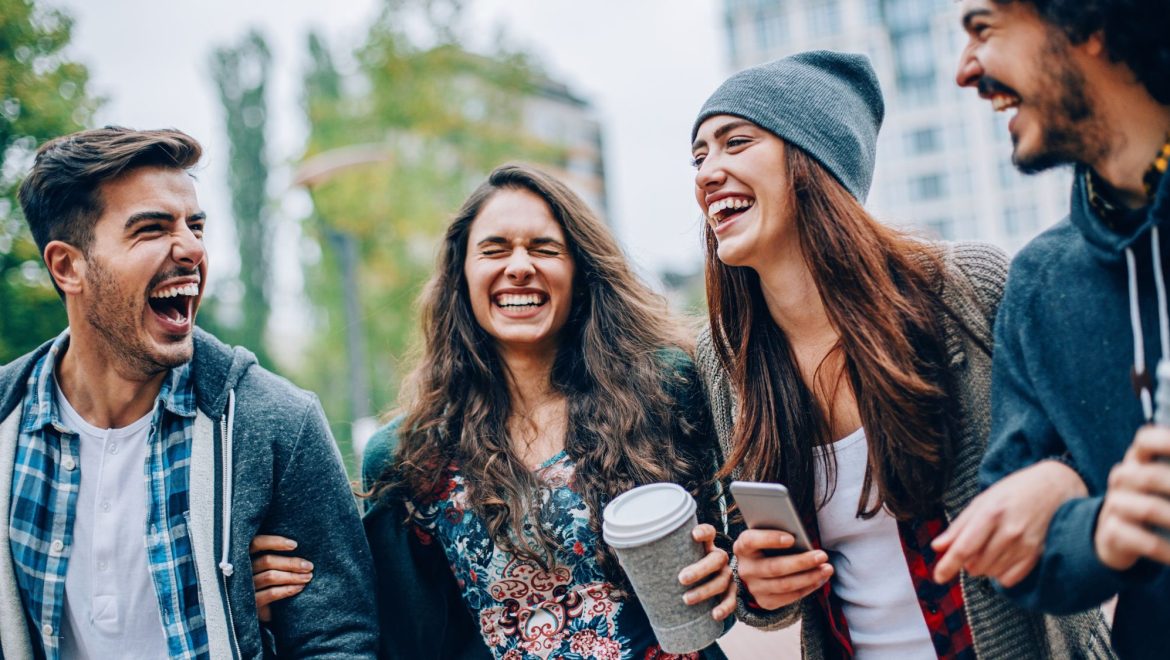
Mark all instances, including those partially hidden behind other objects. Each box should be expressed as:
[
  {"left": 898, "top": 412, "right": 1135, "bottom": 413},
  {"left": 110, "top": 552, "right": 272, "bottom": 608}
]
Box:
[{"left": 292, "top": 144, "right": 393, "bottom": 461}]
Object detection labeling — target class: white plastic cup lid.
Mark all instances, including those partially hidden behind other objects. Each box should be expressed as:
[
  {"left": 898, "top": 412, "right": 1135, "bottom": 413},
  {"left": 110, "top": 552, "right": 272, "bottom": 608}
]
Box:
[{"left": 602, "top": 482, "right": 696, "bottom": 549}]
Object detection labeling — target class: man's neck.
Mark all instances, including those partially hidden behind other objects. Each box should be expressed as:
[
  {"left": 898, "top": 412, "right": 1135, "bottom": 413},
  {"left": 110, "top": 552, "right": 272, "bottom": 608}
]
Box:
[
  {"left": 56, "top": 327, "right": 167, "bottom": 429},
  {"left": 1088, "top": 76, "right": 1170, "bottom": 208}
]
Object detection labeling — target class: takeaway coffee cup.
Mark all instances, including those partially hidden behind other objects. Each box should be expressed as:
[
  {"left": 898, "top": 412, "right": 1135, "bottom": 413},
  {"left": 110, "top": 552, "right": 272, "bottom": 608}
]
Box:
[{"left": 602, "top": 482, "right": 722, "bottom": 653}]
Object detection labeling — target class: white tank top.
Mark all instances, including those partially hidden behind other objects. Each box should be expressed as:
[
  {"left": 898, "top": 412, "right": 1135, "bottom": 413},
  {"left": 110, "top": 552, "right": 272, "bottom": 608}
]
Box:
[{"left": 813, "top": 428, "right": 935, "bottom": 660}]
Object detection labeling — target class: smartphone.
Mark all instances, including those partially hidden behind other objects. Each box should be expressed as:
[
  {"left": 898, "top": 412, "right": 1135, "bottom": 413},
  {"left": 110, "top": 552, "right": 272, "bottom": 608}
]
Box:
[{"left": 729, "top": 481, "right": 813, "bottom": 553}]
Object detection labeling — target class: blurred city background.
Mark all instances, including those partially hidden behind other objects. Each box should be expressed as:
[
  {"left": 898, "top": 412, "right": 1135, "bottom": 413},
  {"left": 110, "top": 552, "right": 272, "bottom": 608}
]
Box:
[{"left": 1, "top": 0, "right": 1072, "bottom": 655}]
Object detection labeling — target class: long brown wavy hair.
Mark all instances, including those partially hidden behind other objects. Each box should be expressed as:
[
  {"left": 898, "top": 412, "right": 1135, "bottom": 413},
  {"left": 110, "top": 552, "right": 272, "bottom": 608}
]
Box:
[
  {"left": 708, "top": 145, "right": 966, "bottom": 521},
  {"left": 375, "top": 163, "right": 714, "bottom": 592}
]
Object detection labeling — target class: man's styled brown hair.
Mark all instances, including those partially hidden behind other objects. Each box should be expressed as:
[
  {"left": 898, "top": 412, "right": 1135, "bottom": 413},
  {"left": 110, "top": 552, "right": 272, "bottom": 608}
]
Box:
[{"left": 18, "top": 127, "right": 203, "bottom": 263}]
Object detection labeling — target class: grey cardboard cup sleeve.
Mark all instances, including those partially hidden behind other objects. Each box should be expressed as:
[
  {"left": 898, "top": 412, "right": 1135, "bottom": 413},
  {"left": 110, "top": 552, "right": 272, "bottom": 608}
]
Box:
[
  {"left": 604, "top": 483, "right": 723, "bottom": 653},
  {"left": 613, "top": 510, "right": 723, "bottom": 653}
]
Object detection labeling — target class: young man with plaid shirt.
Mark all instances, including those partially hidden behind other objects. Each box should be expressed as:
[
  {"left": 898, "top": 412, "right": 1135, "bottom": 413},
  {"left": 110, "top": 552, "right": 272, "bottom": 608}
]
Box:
[{"left": 0, "top": 127, "right": 377, "bottom": 659}]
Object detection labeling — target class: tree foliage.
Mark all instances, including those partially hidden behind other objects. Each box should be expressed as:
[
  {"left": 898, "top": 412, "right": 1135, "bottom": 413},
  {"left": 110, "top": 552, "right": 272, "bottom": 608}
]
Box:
[
  {"left": 209, "top": 29, "right": 274, "bottom": 367},
  {"left": 295, "top": 0, "right": 565, "bottom": 464},
  {"left": 0, "top": 0, "right": 96, "bottom": 363}
]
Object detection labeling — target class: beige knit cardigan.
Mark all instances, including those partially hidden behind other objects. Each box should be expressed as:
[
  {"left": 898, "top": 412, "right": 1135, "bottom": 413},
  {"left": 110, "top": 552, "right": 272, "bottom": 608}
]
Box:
[{"left": 696, "top": 242, "right": 1115, "bottom": 659}]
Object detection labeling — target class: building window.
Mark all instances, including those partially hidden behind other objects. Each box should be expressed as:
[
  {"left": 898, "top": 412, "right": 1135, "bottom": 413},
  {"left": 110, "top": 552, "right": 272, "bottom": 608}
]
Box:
[
  {"left": 892, "top": 25, "right": 937, "bottom": 103},
  {"left": 998, "top": 160, "right": 1021, "bottom": 188},
  {"left": 905, "top": 126, "right": 942, "bottom": 156},
  {"left": 724, "top": 12, "right": 739, "bottom": 63},
  {"left": 1003, "top": 202, "right": 1038, "bottom": 236},
  {"left": 808, "top": 0, "right": 842, "bottom": 38},
  {"left": 756, "top": 8, "right": 787, "bottom": 51},
  {"left": 910, "top": 172, "right": 947, "bottom": 201},
  {"left": 885, "top": 0, "right": 945, "bottom": 32},
  {"left": 923, "top": 217, "right": 955, "bottom": 240}
]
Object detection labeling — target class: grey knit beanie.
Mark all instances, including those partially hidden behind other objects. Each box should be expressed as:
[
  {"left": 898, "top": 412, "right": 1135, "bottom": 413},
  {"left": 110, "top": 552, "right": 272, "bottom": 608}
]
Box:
[{"left": 692, "top": 50, "right": 884, "bottom": 202}]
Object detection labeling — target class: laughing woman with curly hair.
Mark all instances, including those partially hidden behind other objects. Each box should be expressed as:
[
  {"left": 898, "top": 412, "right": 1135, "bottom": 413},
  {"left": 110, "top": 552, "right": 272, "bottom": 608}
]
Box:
[{"left": 360, "top": 164, "right": 733, "bottom": 659}]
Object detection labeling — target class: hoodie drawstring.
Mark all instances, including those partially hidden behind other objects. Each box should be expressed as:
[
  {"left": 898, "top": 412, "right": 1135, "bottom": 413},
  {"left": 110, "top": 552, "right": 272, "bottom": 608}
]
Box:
[
  {"left": 1126, "top": 227, "right": 1170, "bottom": 423},
  {"left": 218, "top": 389, "right": 236, "bottom": 577}
]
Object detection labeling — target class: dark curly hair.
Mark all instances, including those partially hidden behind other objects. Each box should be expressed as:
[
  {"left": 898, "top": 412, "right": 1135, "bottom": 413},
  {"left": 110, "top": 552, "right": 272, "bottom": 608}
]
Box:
[{"left": 995, "top": 0, "right": 1170, "bottom": 104}]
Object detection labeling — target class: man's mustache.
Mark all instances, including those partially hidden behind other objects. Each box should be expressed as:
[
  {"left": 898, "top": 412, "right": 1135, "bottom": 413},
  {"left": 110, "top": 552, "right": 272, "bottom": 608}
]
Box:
[
  {"left": 146, "top": 268, "right": 201, "bottom": 292},
  {"left": 977, "top": 75, "right": 1020, "bottom": 99}
]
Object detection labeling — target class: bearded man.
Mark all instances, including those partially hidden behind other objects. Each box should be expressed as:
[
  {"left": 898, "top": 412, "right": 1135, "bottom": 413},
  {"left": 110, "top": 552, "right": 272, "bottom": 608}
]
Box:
[{"left": 933, "top": 2, "right": 1170, "bottom": 658}]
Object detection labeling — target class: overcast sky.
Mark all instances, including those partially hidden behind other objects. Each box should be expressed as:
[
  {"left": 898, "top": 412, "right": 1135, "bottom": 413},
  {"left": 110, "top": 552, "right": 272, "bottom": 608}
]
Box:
[{"left": 57, "top": 0, "right": 726, "bottom": 308}]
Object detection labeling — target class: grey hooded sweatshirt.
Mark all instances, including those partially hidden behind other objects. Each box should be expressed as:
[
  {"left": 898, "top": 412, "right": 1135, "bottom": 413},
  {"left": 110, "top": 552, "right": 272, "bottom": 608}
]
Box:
[
  {"left": 983, "top": 165, "right": 1170, "bottom": 659},
  {"left": 0, "top": 329, "right": 378, "bottom": 659}
]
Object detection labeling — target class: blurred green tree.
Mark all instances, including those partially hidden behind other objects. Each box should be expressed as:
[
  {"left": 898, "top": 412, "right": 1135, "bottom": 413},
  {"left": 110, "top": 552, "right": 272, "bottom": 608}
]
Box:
[
  {"left": 0, "top": 0, "right": 96, "bottom": 363},
  {"left": 295, "top": 0, "right": 565, "bottom": 468},
  {"left": 209, "top": 29, "right": 274, "bottom": 368}
]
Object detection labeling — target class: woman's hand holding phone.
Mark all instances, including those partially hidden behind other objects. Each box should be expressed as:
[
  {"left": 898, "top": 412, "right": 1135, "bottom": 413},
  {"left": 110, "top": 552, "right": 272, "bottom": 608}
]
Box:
[{"left": 733, "top": 530, "right": 833, "bottom": 611}]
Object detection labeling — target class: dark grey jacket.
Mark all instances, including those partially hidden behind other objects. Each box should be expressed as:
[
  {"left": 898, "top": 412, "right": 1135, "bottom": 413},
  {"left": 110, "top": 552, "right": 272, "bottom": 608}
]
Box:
[{"left": 0, "top": 329, "right": 378, "bottom": 659}]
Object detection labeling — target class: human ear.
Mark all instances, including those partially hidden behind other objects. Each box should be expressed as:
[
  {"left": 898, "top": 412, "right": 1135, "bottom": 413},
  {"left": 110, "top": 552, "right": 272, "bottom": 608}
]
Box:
[
  {"left": 1084, "top": 30, "right": 1106, "bottom": 58},
  {"left": 43, "top": 240, "right": 86, "bottom": 295}
]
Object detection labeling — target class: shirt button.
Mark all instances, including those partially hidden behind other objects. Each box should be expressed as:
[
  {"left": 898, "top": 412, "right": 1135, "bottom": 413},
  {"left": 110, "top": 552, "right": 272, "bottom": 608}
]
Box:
[
  {"left": 61, "top": 456, "right": 76, "bottom": 471},
  {"left": 927, "top": 603, "right": 939, "bottom": 615},
  {"left": 41, "top": 623, "right": 53, "bottom": 637},
  {"left": 49, "top": 540, "right": 64, "bottom": 555},
  {"left": 97, "top": 560, "right": 108, "bottom": 571},
  {"left": 100, "top": 501, "right": 112, "bottom": 512},
  {"left": 108, "top": 443, "right": 118, "bottom": 455}
]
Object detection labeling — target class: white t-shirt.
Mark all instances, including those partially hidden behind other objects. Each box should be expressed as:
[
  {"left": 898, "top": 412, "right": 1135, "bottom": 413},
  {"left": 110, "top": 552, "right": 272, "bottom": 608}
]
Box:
[
  {"left": 813, "top": 428, "right": 935, "bottom": 660},
  {"left": 55, "top": 383, "right": 170, "bottom": 660}
]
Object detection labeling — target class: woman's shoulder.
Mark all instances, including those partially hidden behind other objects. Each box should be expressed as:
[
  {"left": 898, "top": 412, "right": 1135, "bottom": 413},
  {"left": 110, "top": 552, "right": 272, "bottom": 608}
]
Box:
[
  {"left": 941, "top": 240, "right": 1009, "bottom": 289},
  {"left": 933, "top": 240, "right": 1010, "bottom": 328},
  {"left": 362, "top": 415, "right": 406, "bottom": 491}
]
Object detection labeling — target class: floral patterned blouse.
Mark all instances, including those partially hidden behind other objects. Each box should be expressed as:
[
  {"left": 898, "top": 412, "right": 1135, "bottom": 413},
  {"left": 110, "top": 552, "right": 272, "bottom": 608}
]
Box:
[{"left": 407, "top": 450, "right": 700, "bottom": 660}]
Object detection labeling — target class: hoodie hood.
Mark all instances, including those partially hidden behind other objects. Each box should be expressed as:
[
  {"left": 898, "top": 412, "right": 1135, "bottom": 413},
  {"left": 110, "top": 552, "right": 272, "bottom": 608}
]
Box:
[
  {"left": 191, "top": 328, "right": 257, "bottom": 419},
  {"left": 1070, "top": 163, "right": 1170, "bottom": 263}
]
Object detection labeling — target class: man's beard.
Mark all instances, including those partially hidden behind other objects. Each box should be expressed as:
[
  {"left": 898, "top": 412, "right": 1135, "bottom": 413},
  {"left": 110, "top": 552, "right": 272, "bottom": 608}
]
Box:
[
  {"left": 1013, "top": 32, "right": 1110, "bottom": 174},
  {"left": 83, "top": 255, "right": 193, "bottom": 376}
]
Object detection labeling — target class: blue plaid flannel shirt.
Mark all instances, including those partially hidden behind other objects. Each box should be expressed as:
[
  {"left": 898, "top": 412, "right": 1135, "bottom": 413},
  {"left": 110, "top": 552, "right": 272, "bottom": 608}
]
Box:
[{"left": 8, "top": 331, "right": 209, "bottom": 659}]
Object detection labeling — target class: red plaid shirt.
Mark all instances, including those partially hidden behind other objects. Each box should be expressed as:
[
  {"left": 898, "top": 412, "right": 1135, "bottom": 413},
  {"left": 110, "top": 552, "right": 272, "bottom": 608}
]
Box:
[{"left": 749, "top": 510, "right": 975, "bottom": 660}]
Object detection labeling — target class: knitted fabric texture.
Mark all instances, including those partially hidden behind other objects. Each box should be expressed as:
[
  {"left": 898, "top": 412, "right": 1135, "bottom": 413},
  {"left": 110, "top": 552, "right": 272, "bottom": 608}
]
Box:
[
  {"left": 692, "top": 50, "right": 883, "bottom": 202},
  {"left": 695, "top": 242, "right": 1115, "bottom": 659}
]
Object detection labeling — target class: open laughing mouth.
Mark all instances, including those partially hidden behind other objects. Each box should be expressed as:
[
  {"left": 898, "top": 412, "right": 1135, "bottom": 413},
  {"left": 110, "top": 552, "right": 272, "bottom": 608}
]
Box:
[
  {"left": 708, "top": 196, "right": 755, "bottom": 228},
  {"left": 493, "top": 291, "right": 549, "bottom": 310},
  {"left": 978, "top": 77, "right": 1021, "bottom": 119},
  {"left": 148, "top": 281, "right": 199, "bottom": 331}
]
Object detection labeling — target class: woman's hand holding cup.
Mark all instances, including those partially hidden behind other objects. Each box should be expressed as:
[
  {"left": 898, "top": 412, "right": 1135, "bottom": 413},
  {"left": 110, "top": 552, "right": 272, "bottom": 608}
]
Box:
[
  {"left": 733, "top": 529, "right": 833, "bottom": 611},
  {"left": 678, "top": 523, "right": 736, "bottom": 621}
]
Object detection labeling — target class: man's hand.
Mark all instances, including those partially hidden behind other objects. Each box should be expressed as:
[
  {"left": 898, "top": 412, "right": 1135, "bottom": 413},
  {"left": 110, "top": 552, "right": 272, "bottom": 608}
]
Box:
[
  {"left": 1095, "top": 426, "right": 1170, "bottom": 570},
  {"left": 733, "top": 529, "right": 833, "bottom": 611},
  {"left": 250, "top": 535, "right": 313, "bottom": 623},
  {"left": 932, "top": 460, "right": 1086, "bottom": 587}
]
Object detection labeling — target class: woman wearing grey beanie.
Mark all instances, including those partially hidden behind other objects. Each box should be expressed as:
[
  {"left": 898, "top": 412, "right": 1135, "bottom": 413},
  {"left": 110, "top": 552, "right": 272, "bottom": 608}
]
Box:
[{"left": 690, "top": 50, "right": 1112, "bottom": 659}]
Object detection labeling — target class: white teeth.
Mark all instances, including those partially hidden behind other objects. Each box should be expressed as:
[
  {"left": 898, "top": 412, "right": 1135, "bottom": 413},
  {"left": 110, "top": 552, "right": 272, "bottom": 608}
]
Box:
[
  {"left": 991, "top": 95, "right": 1020, "bottom": 112},
  {"left": 707, "top": 197, "right": 755, "bottom": 220},
  {"left": 150, "top": 282, "right": 200, "bottom": 299},
  {"left": 495, "top": 293, "right": 545, "bottom": 307}
]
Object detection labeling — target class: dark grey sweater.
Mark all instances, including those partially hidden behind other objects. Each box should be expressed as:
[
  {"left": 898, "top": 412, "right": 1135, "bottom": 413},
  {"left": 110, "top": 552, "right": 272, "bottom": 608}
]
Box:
[{"left": 984, "top": 167, "right": 1170, "bottom": 660}]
